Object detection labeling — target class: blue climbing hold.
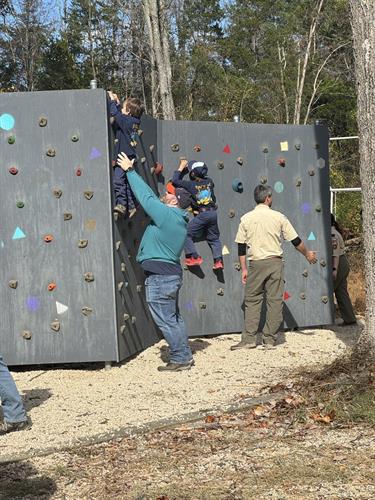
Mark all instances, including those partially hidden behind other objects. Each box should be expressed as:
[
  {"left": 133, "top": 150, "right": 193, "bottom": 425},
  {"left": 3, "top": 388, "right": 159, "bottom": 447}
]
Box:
[
  {"left": 0, "top": 113, "right": 15, "bottom": 131},
  {"left": 274, "top": 181, "right": 284, "bottom": 193},
  {"left": 89, "top": 147, "right": 102, "bottom": 160},
  {"left": 308, "top": 231, "right": 316, "bottom": 241},
  {"left": 232, "top": 178, "right": 243, "bottom": 193},
  {"left": 12, "top": 227, "right": 26, "bottom": 240}
]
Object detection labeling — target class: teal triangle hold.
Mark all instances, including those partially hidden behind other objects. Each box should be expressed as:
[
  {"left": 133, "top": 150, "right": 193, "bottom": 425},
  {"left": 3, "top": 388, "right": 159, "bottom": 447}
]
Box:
[
  {"left": 13, "top": 227, "right": 26, "bottom": 240},
  {"left": 308, "top": 231, "right": 316, "bottom": 241}
]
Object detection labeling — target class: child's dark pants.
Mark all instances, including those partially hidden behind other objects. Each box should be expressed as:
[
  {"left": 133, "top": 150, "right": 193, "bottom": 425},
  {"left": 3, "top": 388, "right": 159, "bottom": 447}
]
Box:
[
  {"left": 185, "top": 209, "right": 222, "bottom": 260},
  {"left": 113, "top": 165, "right": 137, "bottom": 210}
]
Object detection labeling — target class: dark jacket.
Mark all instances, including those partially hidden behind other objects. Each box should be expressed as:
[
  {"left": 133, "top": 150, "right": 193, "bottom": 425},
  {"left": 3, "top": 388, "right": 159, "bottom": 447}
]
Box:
[
  {"left": 172, "top": 170, "right": 217, "bottom": 210},
  {"left": 110, "top": 100, "right": 140, "bottom": 161}
]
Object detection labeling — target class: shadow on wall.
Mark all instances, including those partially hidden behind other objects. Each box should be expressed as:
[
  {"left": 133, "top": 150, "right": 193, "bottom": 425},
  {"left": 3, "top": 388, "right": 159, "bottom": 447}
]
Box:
[{"left": 0, "top": 461, "right": 57, "bottom": 499}]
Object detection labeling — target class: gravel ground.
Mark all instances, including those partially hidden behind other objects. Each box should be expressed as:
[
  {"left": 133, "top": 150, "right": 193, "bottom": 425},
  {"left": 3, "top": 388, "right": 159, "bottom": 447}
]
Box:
[{"left": 0, "top": 323, "right": 361, "bottom": 461}]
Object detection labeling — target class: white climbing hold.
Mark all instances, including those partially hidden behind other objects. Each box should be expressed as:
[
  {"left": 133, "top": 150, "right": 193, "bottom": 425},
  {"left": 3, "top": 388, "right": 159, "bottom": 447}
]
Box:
[
  {"left": 222, "top": 245, "right": 230, "bottom": 255},
  {"left": 56, "top": 301, "right": 68, "bottom": 315}
]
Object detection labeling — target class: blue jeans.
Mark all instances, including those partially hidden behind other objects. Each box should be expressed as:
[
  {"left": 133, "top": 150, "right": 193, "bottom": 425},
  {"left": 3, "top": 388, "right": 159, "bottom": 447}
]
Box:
[
  {"left": 185, "top": 210, "right": 222, "bottom": 260},
  {"left": 0, "top": 355, "right": 27, "bottom": 423},
  {"left": 145, "top": 275, "right": 192, "bottom": 364}
]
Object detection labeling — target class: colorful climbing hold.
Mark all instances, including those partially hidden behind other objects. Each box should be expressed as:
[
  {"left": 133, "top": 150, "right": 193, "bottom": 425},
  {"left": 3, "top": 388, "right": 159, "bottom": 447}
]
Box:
[
  {"left": 280, "top": 141, "right": 289, "bottom": 152},
  {"left": 274, "top": 181, "right": 284, "bottom": 193},
  {"left": 16, "top": 201, "right": 24, "bottom": 208},
  {"left": 71, "top": 134, "right": 79, "bottom": 142},
  {"left": 89, "top": 147, "right": 102, "bottom": 160},
  {"left": 283, "top": 291, "right": 291, "bottom": 301},
  {"left": 223, "top": 144, "right": 231, "bottom": 154},
  {"left": 0, "top": 113, "right": 15, "bottom": 131},
  {"left": 232, "top": 178, "right": 243, "bottom": 193},
  {"left": 26, "top": 297, "right": 40, "bottom": 312},
  {"left": 76, "top": 168, "right": 82, "bottom": 176},
  {"left": 44, "top": 234, "right": 54, "bottom": 243},
  {"left": 47, "top": 282, "right": 57, "bottom": 291},
  {"left": 277, "top": 157, "right": 286, "bottom": 167},
  {"left": 12, "top": 227, "right": 26, "bottom": 240},
  {"left": 308, "top": 231, "right": 316, "bottom": 241},
  {"left": 8, "top": 166, "right": 18, "bottom": 175},
  {"left": 301, "top": 202, "right": 311, "bottom": 215},
  {"left": 7, "top": 135, "right": 16, "bottom": 145},
  {"left": 222, "top": 245, "right": 230, "bottom": 255}
]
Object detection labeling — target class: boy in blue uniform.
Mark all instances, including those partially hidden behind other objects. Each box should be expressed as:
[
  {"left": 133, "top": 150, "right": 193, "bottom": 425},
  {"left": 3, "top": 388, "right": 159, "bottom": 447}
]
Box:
[
  {"left": 172, "top": 159, "right": 223, "bottom": 269},
  {"left": 108, "top": 91, "right": 144, "bottom": 217}
]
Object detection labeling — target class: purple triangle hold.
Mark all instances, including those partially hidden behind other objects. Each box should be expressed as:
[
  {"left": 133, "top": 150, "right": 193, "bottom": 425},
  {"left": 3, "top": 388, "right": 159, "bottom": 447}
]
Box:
[{"left": 89, "top": 147, "right": 102, "bottom": 160}]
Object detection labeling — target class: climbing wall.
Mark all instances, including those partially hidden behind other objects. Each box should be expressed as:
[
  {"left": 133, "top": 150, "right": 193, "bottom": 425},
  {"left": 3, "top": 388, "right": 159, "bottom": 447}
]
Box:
[
  {"left": 157, "top": 121, "right": 334, "bottom": 335},
  {"left": 0, "top": 89, "right": 159, "bottom": 365},
  {"left": 0, "top": 88, "right": 333, "bottom": 366}
]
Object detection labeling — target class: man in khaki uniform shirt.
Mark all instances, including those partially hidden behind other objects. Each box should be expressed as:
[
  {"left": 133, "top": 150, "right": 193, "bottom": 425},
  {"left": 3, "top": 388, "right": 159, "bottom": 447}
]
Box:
[{"left": 232, "top": 185, "right": 317, "bottom": 350}]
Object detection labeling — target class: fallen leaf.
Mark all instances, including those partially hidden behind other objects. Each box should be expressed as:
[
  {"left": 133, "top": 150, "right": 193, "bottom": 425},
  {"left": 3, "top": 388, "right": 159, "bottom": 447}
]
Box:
[{"left": 205, "top": 415, "right": 217, "bottom": 423}]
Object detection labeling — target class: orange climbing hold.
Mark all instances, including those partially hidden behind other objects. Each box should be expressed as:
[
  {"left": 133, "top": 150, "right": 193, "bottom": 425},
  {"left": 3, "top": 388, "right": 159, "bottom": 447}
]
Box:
[
  {"left": 48, "top": 282, "right": 57, "bottom": 291},
  {"left": 44, "top": 234, "right": 54, "bottom": 243},
  {"left": 166, "top": 181, "right": 175, "bottom": 195}
]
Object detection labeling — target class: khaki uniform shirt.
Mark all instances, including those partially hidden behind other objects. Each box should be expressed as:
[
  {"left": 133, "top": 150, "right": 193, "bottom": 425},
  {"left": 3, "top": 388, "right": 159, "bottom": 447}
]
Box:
[
  {"left": 235, "top": 204, "right": 298, "bottom": 261},
  {"left": 331, "top": 226, "right": 345, "bottom": 257}
]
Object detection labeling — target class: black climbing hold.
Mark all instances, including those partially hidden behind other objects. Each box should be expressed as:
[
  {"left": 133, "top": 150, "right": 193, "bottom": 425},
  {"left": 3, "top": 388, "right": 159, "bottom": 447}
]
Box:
[
  {"left": 84, "top": 191, "right": 94, "bottom": 200},
  {"left": 8, "top": 280, "right": 18, "bottom": 289},
  {"left": 262, "top": 146, "right": 269, "bottom": 154},
  {"left": 300, "top": 293, "right": 306, "bottom": 300},
  {"left": 217, "top": 161, "right": 224, "bottom": 170},
  {"left": 302, "top": 270, "right": 308, "bottom": 278},
  {"left": 199, "top": 302, "right": 207, "bottom": 309},
  {"left": 71, "top": 134, "right": 79, "bottom": 142},
  {"left": 121, "top": 263, "right": 126, "bottom": 273},
  {"left": 149, "top": 144, "right": 155, "bottom": 152},
  {"left": 16, "top": 201, "right": 24, "bottom": 208},
  {"left": 136, "top": 285, "right": 142, "bottom": 292},
  {"left": 321, "top": 296, "right": 329, "bottom": 304},
  {"left": 314, "top": 143, "right": 320, "bottom": 149},
  {"left": 193, "top": 144, "right": 201, "bottom": 152},
  {"left": 52, "top": 189, "right": 62, "bottom": 198},
  {"left": 7, "top": 135, "right": 15, "bottom": 145},
  {"left": 46, "top": 148, "right": 56, "bottom": 157},
  {"left": 260, "top": 176, "right": 268, "bottom": 185},
  {"left": 295, "top": 178, "right": 302, "bottom": 187},
  {"left": 50, "top": 320, "right": 60, "bottom": 332},
  {"left": 123, "top": 313, "right": 130, "bottom": 321},
  {"left": 63, "top": 212, "right": 72, "bottom": 221},
  {"left": 228, "top": 209, "right": 235, "bottom": 218},
  {"left": 81, "top": 307, "right": 93, "bottom": 316},
  {"left": 117, "top": 281, "right": 124, "bottom": 291},
  {"left": 78, "top": 239, "right": 88, "bottom": 248},
  {"left": 217, "top": 288, "right": 224, "bottom": 296},
  {"left": 315, "top": 205, "right": 322, "bottom": 213},
  {"left": 308, "top": 169, "right": 315, "bottom": 176},
  {"left": 116, "top": 240, "right": 121, "bottom": 251},
  {"left": 171, "top": 144, "right": 179, "bottom": 152},
  {"left": 295, "top": 143, "right": 301, "bottom": 151},
  {"left": 236, "top": 157, "right": 243, "bottom": 166},
  {"left": 39, "top": 117, "right": 47, "bottom": 127},
  {"left": 22, "top": 330, "right": 32, "bottom": 340},
  {"left": 8, "top": 166, "right": 18, "bottom": 175},
  {"left": 84, "top": 272, "right": 94, "bottom": 282},
  {"left": 232, "top": 178, "right": 243, "bottom": 193}
]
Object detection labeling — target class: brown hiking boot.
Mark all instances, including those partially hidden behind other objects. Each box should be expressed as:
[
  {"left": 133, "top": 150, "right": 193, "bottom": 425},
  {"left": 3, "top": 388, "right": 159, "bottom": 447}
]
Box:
[
  {"left": 230, "top": 341, "right": 257, "bottom": 351},
  {"left": 158, "top": 359, "right": 194, "bottom": 372}
]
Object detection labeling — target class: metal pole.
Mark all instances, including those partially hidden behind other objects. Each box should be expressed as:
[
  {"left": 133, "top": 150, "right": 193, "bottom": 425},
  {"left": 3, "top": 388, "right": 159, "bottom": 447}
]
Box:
[
  {"left": 329, "top": 136, "right": 359, "bottom": 141},
  {"left": 90, "top": 79, "right": 97, "bottom": 89}
]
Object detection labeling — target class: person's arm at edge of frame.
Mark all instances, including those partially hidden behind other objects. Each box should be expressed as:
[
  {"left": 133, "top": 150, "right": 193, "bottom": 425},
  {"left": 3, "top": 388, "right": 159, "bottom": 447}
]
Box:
[
  {"left": 117, "top": 152, "right": 168, "bottom": 227},
  {"left": 238, "top": 243, "right": 248, "bottom": 284},
  {"left": 291, "top": 237, "right": 317, "bottom": 264}
]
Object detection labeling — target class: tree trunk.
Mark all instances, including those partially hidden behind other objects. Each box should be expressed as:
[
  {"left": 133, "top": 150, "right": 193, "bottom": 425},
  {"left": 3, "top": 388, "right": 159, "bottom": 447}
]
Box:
[
  {"left": 143, "top": 0, "right": 175, "bottom": 120},
  {"left": 143, "top": 0, "right": 158, "bottom": 116},
  {"left": 349, "top": 0, "right": 375, "bottom": 355}
]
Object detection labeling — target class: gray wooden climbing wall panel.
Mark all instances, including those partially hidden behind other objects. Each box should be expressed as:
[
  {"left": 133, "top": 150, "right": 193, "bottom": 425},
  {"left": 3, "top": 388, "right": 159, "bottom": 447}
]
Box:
[
  {"left": 0, "top": 88, "right": 334, "bottom": 366},
  {"left": 157, "top": 121, "right": 334, "bottom": 335},
  {"left": 0, "top": 89, "right": 159, "bottom": 365}
]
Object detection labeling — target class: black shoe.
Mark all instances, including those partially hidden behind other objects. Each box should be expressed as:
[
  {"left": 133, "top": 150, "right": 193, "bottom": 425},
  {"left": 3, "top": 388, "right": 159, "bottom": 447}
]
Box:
[
  {"left": 0, "top": 420, "right": 31, "bottom": 436},
  {"left": 336, "top": 320, "right": 357, "bottom": 327},
  {"left": 230, "top": 341, "right": 257, "bottom": 351},
  {"left": 158, "top": 360, "right": 194, "bottom": 372}
]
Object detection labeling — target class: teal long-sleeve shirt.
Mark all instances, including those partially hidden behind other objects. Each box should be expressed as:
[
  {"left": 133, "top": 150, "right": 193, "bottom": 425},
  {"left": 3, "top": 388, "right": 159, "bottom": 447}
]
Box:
[{"left": 126, "top": 170, "right": 189, "bottom": 265}]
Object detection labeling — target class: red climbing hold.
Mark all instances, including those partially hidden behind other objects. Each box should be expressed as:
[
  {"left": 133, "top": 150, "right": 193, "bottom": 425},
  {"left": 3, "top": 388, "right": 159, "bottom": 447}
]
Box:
[
  {"left": 223, "top": 144, "right": 231, "bottom": 154},
  {"left": 283, "top": 291, "right": 291, "bottom": 301},
  {"left": 76, "top": 168, "right": 82, "bottom": 176},
  {"left": 44, "top": 234, "right": 54, "bottom": 243},
  {"left": 48, "top": 282, "right": 57, "bottom": 291},
  {"left": 278, "top": 158, "right": 286, "bottom": 167},
  {"left": 9, "top": 167, "right": 18, "bottom": 175}
]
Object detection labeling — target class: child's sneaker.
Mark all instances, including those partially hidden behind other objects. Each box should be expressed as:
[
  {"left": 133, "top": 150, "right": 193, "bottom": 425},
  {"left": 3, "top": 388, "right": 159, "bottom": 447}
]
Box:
[
  {"left": 113, "top": 204, "right": 126, "bottom": 216},
  {"left": 213, "top": 259, "right": 224, "bottom": 270},
  {"left": 185, "top": 256, "right": 203, "bottom": 267}
]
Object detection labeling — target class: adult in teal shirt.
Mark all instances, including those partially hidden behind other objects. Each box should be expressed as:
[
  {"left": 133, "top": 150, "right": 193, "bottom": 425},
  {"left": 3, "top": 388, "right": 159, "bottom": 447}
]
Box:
[{"left": 117, "top": 152, "right": 194, "bottom": 371}]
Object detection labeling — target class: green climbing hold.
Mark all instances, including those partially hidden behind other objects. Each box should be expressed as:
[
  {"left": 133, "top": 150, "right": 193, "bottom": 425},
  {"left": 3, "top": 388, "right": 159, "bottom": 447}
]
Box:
[
  {"left": 16, "top": 201, "right": 24, "bottom": 208},
  {"left": 71, "top": 134, "right": 79, "bottom": 142},
  {"left": 7, "top": 135, "right": 15, "bottom": 145}
]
